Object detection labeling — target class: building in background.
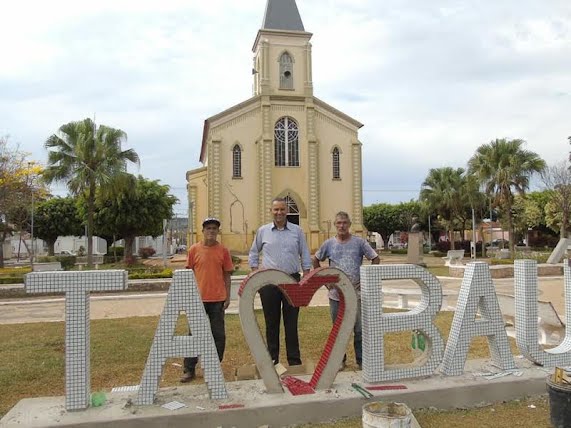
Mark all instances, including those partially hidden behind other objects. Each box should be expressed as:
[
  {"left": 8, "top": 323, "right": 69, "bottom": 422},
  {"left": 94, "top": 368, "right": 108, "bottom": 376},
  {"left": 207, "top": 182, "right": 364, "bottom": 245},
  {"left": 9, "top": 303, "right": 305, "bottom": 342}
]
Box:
[{"left": 187, "top": 0, "right": 366, "bottom": 252}]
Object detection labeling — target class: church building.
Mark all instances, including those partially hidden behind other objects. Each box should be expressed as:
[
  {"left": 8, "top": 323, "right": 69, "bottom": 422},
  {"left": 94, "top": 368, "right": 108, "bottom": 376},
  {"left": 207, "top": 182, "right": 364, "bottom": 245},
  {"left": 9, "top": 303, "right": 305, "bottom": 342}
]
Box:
[{"left": 186, "top": 0, "right": 366, "bottom": 252}]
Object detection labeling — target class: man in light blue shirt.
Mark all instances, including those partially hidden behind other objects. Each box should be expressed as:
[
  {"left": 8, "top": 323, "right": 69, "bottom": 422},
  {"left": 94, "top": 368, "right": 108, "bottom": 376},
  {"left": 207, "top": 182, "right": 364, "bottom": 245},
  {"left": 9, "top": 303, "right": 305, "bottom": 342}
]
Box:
[
  {"left": 313, "top": 211, "right": 379, "bottom": 369},
  {"left": 249, "top": 197, "right": 312, "bottom": 366}
]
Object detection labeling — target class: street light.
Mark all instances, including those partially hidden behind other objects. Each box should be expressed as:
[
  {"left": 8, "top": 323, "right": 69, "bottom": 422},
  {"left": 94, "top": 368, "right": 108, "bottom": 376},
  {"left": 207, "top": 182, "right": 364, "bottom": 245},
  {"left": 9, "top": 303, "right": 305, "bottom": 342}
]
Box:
[{"left": 28, "top": 162, "right": 35, "bottom": 268}]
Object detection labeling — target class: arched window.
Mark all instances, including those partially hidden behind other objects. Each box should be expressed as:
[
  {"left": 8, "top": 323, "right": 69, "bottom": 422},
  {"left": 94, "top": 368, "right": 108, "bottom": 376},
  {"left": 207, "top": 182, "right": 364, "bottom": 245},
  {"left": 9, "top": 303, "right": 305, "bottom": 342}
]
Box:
[
  {"left": 274, "top": 117, "right": 299, "bottom": 167},
  {"left": 232, "top": 144, "right": 242, "bottom": 178},
  {"left": 279, "top": 52, "right": 293, "bottom": 90},
  {"left": 332, "top": 147, "right": 340, "bottom": 179}
]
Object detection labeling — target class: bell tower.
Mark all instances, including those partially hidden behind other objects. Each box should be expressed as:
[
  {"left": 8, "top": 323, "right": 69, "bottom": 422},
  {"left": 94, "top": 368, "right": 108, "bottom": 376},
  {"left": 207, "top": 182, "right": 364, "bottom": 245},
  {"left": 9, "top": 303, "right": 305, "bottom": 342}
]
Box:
[{"left": 252, "top": 0, "right": 313, "bottom": 98}]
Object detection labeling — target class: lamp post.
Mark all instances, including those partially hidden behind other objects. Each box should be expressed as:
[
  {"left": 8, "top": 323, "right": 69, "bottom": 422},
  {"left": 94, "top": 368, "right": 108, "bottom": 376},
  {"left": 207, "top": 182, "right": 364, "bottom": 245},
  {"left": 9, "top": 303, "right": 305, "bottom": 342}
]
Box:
[
  {"left": 428, "top": 215, "right": 432, "bottom": 250},
  {"left": 28, "top": 162, "right": 35, "bottom": 268}
]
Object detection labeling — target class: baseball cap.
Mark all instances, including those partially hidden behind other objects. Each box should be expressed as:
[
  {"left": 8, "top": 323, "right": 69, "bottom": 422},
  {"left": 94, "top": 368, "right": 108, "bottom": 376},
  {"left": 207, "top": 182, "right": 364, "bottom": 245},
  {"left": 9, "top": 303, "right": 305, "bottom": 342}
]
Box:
[{"left": 202, "top": 217, "right": 221, "bottom": 227}]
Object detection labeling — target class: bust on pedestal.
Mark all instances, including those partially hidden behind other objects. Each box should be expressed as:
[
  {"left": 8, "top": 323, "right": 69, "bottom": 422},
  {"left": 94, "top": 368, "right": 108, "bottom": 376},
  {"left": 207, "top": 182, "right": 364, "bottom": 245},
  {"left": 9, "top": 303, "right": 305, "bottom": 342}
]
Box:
[{"left": 407, "top": 217, "right": 425, "bottom": 266}]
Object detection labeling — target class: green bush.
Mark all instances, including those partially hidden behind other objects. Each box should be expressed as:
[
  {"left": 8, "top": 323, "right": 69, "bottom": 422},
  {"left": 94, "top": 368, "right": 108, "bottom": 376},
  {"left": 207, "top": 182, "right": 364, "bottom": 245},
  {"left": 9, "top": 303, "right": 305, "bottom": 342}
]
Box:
[
  {"left": 36, "top": 255, "right": 75, "bottom": 270},
  {"left": 56, "top": 256, "right": 77, "bottom": 270},
  {"left": 390, "top": 249, "right": 408, "bottom": 255},
  {"left": 0, "top": 267, "right": 31, "bottom": 275},
  {"left": 514, "top": 252, "right": 549, "bottom": 263},
  {"left": 129, "top": 268, "right": 173, "bottom": 279},
  {"left": 103, "top": 255, "right": 121, "bottom": 264},
  {"left": 109, "top": 246, "right": 125, "bottom": 257},
  {"left": 490, "top": 258, "right": 514, "bottom": 265},
  {"left": 0, "top": 276, "right": 24, "bottom": 284}
]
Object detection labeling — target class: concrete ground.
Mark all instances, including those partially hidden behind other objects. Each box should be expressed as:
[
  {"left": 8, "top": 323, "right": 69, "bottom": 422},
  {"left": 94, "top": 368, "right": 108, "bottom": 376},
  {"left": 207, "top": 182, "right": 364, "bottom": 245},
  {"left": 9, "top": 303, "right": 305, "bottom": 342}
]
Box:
[
  {"left": 0, "top": 358, "right": 552, "bottom": 428},
  {"left": 0, "top": 274, "right": 566, "bottom": 325}
]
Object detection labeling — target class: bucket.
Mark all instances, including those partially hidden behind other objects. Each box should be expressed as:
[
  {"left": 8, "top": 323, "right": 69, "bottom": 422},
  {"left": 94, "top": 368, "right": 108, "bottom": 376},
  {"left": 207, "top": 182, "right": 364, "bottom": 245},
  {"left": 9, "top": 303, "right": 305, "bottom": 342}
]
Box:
[
  {"left": 546, "top": 375, "right": 571, "bottom": 428},
  {"left": 362, "top": 402, "right": 412, "bottom": 428}
]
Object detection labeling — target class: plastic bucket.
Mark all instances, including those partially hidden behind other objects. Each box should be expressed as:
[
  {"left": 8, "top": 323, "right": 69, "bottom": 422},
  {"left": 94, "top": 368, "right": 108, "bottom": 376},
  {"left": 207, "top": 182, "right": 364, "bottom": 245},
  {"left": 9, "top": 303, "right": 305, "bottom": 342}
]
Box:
[
  {"left": 547, "top": 376, "right": 571, "bottom": 428},
  {"left": 362, "top": 402, "right": 412, "bottom": 428}
]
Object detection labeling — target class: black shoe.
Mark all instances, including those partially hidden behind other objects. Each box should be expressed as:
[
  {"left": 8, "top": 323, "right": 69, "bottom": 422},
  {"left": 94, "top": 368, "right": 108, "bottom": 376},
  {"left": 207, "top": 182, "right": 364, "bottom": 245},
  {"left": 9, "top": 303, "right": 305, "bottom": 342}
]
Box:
[{"left": 180, "top": 370, "right": 196, "bottom": 383}]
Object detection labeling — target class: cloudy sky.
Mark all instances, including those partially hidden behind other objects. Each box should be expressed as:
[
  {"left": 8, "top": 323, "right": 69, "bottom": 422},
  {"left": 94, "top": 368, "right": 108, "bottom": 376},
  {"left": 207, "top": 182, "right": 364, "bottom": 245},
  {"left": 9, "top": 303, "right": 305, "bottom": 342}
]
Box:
[{"left": 2, "top": 0, "right": 570, "bottom": 215}]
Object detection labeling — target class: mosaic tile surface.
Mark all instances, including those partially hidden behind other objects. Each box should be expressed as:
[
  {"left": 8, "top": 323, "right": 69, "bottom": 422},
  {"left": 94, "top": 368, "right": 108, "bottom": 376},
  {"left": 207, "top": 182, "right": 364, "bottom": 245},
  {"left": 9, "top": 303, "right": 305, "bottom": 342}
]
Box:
[
  {"left": 441, "top": 262, "right": 516, "bottom": 375},
  {"left": 514, "top": 259, "right": 571, "bottom": 366},
  {"left": 136, "top": 270, "right": 227, "bottom": 405},
  {"left": 361, "top": 264, "right": 445, "bottom": 382}
]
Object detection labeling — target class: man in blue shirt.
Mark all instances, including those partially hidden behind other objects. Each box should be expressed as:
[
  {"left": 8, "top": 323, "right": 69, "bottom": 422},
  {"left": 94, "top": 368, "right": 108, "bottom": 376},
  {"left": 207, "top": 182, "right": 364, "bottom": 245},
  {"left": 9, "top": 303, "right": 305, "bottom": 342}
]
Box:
[
  {"left": 313, "top": 211, "right": 379, "bottom": 369},
  {"left": 249, "top": 197, "right": 312, "bottom": 366}
]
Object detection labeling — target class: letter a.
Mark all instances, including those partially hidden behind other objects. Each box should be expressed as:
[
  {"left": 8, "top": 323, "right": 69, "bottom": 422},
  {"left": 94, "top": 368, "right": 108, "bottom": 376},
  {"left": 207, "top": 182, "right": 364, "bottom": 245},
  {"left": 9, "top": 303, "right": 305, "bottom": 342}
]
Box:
[
  {"left": 136, "top": 270, "right": 227, "bottom": 404},
  {"left": 442, "top": 262, "right": 516, "bottom": 375}
]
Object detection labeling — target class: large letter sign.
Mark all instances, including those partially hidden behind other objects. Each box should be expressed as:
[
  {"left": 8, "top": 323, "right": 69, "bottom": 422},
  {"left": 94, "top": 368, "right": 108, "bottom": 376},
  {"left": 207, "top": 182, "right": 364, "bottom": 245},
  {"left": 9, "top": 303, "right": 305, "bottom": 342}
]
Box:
[
  {"left": 136, "top": 270, "right": 227, "bottom": 404},
  {"left": 25, "top": 270, "right": 127, "bottom": 411},
  {"left": 238, "top": 267, "right": 357, "bottom": 393},
  {"left": 23, "top": 261, "right": 571, "bottom": 413},
  {"left": 441, "top": 262, "right": 516, "bottom": 375},
  {"left": 514, "top": 259, "right": 571, "bottom": 366},
  {"left": 361, "top": 264, "right": 445, "bottom": 382}
]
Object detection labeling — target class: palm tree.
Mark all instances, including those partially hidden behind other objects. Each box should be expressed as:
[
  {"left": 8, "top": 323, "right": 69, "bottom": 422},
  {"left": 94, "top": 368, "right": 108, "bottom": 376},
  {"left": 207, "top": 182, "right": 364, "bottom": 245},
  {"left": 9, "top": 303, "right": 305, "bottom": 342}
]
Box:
[
  {"left": 467, "top": 138, "right": 546, "bottom": 253},
  {"left": 43, "top": 119, "right": 139, "bottom": 267},
  {"left": 420, "top": 167, "right": 466, "bottom": 249}
]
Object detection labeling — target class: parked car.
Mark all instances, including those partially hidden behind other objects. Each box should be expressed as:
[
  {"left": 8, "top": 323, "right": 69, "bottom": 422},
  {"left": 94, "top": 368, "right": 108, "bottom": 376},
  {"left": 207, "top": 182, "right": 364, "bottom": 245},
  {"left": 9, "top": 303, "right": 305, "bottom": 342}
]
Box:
[
  {"left": 488, "top": 239, "right": 509, "bottom": 248},
  {"left": 58, "top": 250, "right": 76, "bottom": 256}
]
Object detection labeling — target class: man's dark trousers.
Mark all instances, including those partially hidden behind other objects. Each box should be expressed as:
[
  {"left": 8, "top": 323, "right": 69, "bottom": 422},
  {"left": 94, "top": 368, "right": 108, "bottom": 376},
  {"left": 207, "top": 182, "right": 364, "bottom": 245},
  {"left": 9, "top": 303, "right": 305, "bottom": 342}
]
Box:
[
  {"left": 259, "top": 272, "right": 302, "bottom": 366},
  {"left": 184, "top": 301, "right": 225, "bottom": 373}
]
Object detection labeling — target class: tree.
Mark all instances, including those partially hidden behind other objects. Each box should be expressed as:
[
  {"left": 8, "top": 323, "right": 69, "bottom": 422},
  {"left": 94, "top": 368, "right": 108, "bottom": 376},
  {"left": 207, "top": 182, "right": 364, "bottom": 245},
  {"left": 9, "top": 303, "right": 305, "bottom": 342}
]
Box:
[
  {"left": 468, "top": 138, "right": 546, "bottom": 253},
  {"left": 0, "top": 137, "right": 44, "bottom": 267},
  {"left": 396, "top": 200, "right": 425, "bottom": 232},
  {"left": 43, "top": 119, "right": 139, "bottom": 267},
  {"left": 420, "top": 167, "right": 466, "bottom": 249},
  {"left": 363, "top": 203, "right": 402, "bottom": 249},
  {"left": 541, "top": 160, "right": 571, "bottom": 239},
  {"left": 91, "top": 175, "right": 177, "bottom": 260},
  {"left": 34, "top": 197, "right": 84, "bottom": 255},
  {"left": 511, "top": 194, "right": 543, "bottom": 244}
]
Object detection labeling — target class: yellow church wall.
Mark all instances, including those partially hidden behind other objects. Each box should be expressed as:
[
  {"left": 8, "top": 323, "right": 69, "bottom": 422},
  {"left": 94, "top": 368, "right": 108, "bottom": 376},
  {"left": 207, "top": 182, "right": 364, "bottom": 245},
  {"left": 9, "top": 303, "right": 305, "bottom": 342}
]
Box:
[
  {"left": 210, "top": 109, "right": 261, "bottom": 252},
  {"left": 186, "top": 167, "right": 208, "bottom": 245},
  {"left": 314, "top": 110, "right": 361, "bottom": 234}
]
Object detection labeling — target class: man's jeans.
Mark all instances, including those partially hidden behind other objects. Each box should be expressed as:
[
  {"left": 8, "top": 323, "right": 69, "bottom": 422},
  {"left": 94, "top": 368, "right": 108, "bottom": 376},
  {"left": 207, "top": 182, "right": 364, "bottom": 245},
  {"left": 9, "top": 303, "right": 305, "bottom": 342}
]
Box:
[
  {"left": 184, "top": 301, "right": 226, "bottom": 373},
  {"left": 329, "top": 298, "right": 362, "bottom": 365}
]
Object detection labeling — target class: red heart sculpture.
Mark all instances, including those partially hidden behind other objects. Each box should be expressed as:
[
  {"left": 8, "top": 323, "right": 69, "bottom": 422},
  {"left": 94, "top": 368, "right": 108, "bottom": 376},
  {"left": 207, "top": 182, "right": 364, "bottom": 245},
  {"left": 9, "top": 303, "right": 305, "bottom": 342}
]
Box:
[{"left": 238, "top": 267, "right": 358, "bottom": 393}]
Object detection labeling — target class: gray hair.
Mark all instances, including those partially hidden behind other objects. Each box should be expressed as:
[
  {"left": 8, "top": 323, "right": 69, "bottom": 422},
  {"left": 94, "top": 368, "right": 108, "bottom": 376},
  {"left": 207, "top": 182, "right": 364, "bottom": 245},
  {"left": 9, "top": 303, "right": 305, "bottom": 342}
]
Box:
[{"left": 335, "top": 211, "right": 351, "bottom": 223}]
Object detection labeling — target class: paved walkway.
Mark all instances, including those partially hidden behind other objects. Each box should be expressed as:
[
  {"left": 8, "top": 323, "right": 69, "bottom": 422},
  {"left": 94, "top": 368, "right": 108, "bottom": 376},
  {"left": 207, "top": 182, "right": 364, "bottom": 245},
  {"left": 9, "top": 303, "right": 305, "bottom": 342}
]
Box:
[{"left": 0, "top": 275, "right": 566, "bottom": 325}]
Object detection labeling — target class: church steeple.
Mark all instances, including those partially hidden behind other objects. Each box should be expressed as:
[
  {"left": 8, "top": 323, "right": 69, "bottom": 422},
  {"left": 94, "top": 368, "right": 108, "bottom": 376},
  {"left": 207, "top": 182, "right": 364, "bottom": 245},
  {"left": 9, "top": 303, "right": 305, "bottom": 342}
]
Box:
[
  {"left": 262, "top": 0, "right": 305, "bottom": 32},
  {"left": 252, "top": 0, "right": 313, "bottom": 97}
]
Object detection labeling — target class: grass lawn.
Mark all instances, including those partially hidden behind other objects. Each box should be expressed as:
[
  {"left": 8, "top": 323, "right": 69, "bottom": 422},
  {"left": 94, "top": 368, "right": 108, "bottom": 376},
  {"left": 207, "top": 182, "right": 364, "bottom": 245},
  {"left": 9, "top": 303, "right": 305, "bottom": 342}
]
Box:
[
  {"left": 302, "top": 396, "right": 551, "bottom": 428},
  {"left": 0, "top": 307, "right": 548, "bottom": 426}
]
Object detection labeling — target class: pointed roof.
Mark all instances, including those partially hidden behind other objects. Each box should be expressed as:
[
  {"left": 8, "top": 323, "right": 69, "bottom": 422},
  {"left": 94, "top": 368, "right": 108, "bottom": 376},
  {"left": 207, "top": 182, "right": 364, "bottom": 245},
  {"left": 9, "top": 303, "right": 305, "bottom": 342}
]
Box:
[{"left": 262, "top": 0, "right": 305, "bottom": 32}]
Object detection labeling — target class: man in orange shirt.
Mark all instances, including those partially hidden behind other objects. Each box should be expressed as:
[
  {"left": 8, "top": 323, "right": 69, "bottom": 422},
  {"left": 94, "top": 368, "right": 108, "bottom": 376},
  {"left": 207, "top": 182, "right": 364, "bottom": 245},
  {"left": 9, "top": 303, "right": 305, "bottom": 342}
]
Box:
[{"left": 181, "top": 217, "right": 234, "bottom": 382}]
